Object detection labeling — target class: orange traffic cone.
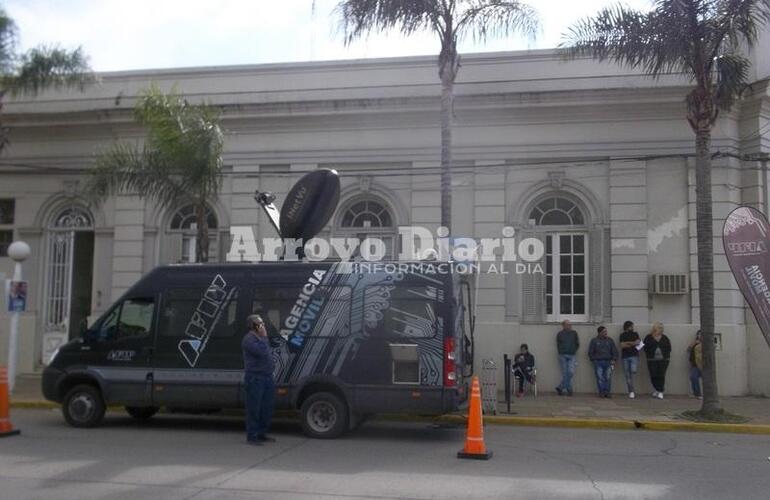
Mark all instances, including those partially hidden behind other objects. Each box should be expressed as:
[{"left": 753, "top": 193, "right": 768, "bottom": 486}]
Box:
[
  {"left": 0, "top": 367, "right": 20, "bottom": 438},
  {"left": 457, "top": 375, "right": 492, "bottom": 460}
]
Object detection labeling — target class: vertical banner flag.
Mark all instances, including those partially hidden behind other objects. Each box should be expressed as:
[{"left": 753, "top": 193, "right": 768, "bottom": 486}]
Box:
[{"left": 723, "top": 206, "right": 770, "bottom": 347}]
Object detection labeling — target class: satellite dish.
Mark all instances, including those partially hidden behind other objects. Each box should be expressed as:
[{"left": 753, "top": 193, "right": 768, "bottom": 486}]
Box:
[{"left": 278, "top": 168, "right": 341, "bottom": 240}]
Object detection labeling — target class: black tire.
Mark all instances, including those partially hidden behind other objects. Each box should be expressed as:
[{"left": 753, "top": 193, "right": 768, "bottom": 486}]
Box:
[
  {"left": 62, "top": 384, "right": 106, "bottom": 428},
  {"left": 125, "top": 406, "right": 160, "bottom": 421},
  {"left": 300, "top": 392, "right": 349, "bottom": 439}
]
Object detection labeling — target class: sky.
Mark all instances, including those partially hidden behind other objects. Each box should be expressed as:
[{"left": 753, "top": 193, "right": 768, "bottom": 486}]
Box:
[{"left": 4, "top": 0, "right": 652, "bottom": 72}]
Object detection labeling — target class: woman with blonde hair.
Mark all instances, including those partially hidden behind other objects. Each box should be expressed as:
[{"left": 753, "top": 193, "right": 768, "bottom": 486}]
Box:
[{"left": 642, "top": 322, "right": 672, "bottom": 399}]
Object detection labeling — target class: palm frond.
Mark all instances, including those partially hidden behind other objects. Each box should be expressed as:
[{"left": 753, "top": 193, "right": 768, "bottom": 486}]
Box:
[
  {"left": 335, "top": 0, "right": 441, "bottom": 44},
  {"left": 713, "top": 53, "right": 751, "bottom": 109},
  {"left": 561, "top": 3, "right": 695, "bottom": 79},
  {"left": 9, "top": 45, "right": 95, "bottom": 96},
  {"left": 84, "top": 143, "right": 189, "bottom": 210},
  {"left": 456, "top": 0, "right": 539, "bottom": 43},
  {"left": 0, "top": 7, "right": 18, "bottom": 75}
]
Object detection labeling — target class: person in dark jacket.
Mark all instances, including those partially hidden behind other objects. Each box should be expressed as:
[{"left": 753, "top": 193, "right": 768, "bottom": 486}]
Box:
[
  {"left": 512, "top": 343, "right": 535, "bottom": 397},
  {"left": 618, "top": 320, "right": 641, "bottom": 399},
  {"left": 642, "top": 322, "right": 672, "bottom": 399},
  {"left": 555, "top": 320, "right": 579, "bottom": 396},
  {"left": 588, "top": 326, "right": 618, "bottom": 398},
  {"left": 242, "top": 314, "right": 276, "bottom": 444},
  {"left": 687, "top": 330, "right": 703, "bottom": 399}
]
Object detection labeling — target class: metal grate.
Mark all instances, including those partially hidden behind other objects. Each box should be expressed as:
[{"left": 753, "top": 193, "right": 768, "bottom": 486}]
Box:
[
  {"left": 481, "top": 359, "right": 497, "bottom": 415},
  {"left": 650, "top": 274, "right": 689, "bottom": 294}
]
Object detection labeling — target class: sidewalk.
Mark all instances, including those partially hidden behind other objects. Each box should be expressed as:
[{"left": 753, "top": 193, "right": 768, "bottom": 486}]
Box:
[
  {"left": 10, "top": 373, "right": 770, "bottom": 432},
  {"left": 491, "top": 392, "right": 770, "bottom": 425}
]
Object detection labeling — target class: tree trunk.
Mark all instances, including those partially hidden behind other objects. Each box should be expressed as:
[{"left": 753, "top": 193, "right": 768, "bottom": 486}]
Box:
[
  {"left": 195, "top": 202, "right": 210, "bottom": 263},
  {"left": 440, "top": 73, "right": 453, "bottom": 231},
  {"left": 694, "top": 126, "right": 721, "bottom": 416}
]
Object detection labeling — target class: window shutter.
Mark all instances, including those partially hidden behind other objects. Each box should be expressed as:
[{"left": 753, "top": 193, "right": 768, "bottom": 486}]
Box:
[
  {"left": 162, "top": 233, "right": 183, "bottom": 264},
  {"left": 521, "top": 232, "right": 546, "bottom": 323},
  {"left": 589, "top": 226, "right": 609, "bottom": 322}
]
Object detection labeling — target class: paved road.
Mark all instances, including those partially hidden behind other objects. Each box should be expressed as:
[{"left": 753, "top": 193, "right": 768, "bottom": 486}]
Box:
[{"left": 2, "top": 408, "right": 770, "bottom": 500}]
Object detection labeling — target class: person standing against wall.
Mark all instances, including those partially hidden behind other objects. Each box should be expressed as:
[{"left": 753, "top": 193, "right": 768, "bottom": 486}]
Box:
[
  {"left": 588, "top": 326, "right": 618, "bottom": 398},
  {"left": 643, "top": 322, "right": 672, "bottom": 399},
  {"left": 555, "top": 320, "right": 579, "bottom": 396},
  {"left": 618, "top": 321, "right": 641, "bottom": 399},
  {"left": 242, "top": 314, "right": 276, "bottom": 445},
  {"left": 687, "top": 330, "right": 703, "bottom": 399}
]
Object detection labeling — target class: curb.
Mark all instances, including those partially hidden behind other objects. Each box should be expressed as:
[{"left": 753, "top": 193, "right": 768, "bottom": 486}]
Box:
[
  {"left": 440, "top": 414, "right": 770, "bottom": 435},
  {"left": 10, "top": 401, "right": 770, "bottom": 435}
]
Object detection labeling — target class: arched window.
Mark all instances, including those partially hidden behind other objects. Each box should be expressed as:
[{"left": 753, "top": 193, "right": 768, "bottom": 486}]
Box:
[
  {"left": 341, "top": 200, "right": 393, "bottom": 228},
  {"left": 335, "top": 197, "right": 397, "bottom": 259},
  {"left": 531, "top": 196, "right": 588, "bottom": 322},
  {"left": 167, "top": 204, "right": 219, "bottom": 263},
  {"left": 529, "top": 197, "right": 584, "bottom": 226}
]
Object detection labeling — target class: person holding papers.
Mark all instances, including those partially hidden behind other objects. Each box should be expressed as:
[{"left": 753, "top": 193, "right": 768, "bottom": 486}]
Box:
[{"left": 618, "top": 321, "right": 641, "bottom": 399}]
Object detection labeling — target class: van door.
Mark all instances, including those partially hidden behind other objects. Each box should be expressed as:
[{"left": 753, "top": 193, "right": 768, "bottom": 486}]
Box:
[
  {"left": 87, "top": 296, "right": 156, "bottom": 405},
  {"left": 151, "top": 271, "right": 243, "bottom": 407}
]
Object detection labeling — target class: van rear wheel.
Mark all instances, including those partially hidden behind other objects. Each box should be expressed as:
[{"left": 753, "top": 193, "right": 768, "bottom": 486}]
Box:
[
  {"left": 62, "top": 384, "right": 105, "bottom": 428},
  {"left": 125, "top": 406, "right": 160, "bottom": 421},
  {"left": 300, "top": 392, "right": 348, "bottom": 439}
]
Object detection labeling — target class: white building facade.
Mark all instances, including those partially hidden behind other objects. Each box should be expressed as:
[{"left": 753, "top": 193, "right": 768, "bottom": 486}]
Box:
[{"left": 1, "top": 42, "right": 769, "bottom": 396}]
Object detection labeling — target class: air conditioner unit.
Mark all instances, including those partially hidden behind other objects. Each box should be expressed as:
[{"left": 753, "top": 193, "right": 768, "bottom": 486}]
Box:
[{"left": 650, "top": 274, "right": 689, "bottom": 295}]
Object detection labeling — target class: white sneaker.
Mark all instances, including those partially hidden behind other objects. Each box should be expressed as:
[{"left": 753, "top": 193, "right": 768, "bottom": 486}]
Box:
[
  {"left": 656, "top": 392, "right": 664, "bottom": 399},
  {"left": 652, "top": 391, "right": 659, "bottom": 398},
  {"left": 629, "top": 392, "right": 635, "bottom": 399}
]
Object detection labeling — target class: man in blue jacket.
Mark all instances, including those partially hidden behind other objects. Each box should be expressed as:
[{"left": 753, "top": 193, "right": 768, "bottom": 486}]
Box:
[
  {"left": 588, "top": 326, "right": 619, "bottom": 398},
  {"left": 242, "top": 314, "right": 276, "bottom": 445}
]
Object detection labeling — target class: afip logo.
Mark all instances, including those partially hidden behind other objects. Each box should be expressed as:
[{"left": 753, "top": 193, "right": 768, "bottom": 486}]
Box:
[{"left": 178, "top": 274, "right": 236, "bottom": 367}]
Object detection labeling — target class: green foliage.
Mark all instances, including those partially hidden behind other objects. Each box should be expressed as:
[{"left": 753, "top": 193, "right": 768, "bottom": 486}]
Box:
[
  {"left": 561, "top": 0, "right": 770, "bottom": 121},
  {"left": 84, "top": 86, "right": 224, "bottom": 262},
  {"left": 0, "top": 5, "right": 94, "bottom": 96},
  {"left": 336, "top": 0, "right": 539, "bottom": 47}
]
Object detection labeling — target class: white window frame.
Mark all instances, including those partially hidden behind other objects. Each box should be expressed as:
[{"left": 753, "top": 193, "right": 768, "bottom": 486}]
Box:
[{"left": 546, "top": 232, "right": 589, "bottom": 323}]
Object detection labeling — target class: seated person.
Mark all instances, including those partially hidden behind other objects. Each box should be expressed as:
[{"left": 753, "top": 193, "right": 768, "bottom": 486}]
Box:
[{"left": 512, "top": 343, "right": 535, "bottom": 397}]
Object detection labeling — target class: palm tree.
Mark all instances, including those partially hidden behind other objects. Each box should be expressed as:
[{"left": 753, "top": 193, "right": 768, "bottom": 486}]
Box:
[
  {"left": 0, "top": 7, "right": 93, "bottom": 150},
  {"left": 334, "top": 0, "right": 539, "bottom": 231},
  {"left": 563, "top": 0, "right": 770, "bottom": 418},
  {"left": 85, "top": 86, "right": 224, "bottom": 263}
]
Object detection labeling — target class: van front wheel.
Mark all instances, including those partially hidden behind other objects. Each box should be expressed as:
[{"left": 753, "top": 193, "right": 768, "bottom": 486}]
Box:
[
  {"left": 62, "top": 384, "right": 105, "bottom": 428},
  {"left": 300, "top": 392, "right": 348, "bottom": 439}
]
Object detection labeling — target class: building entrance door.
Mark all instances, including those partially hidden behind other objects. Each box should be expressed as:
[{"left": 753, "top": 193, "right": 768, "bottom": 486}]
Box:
[{"left": 42, "top": 207, "right": 95, "bottom": 362}]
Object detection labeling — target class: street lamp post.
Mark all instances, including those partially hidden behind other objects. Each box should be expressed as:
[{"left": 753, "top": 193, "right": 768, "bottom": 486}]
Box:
[{"left": 6, "top": 241, "right": 30, "bottom": 393}]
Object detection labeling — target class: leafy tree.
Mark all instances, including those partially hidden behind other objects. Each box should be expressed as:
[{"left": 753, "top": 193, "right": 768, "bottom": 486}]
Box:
[
  {"left": 85, "top": 86, "right": 224, "bottom": 263},
  {"left": 0, "top": 6, "right": 93, "bottom": 149},
  {"left": 563, "top": 0, "right": 770, "bottom": 417},
  {"left": 335, "top": 0, "right": 538, "bottom": 231}
]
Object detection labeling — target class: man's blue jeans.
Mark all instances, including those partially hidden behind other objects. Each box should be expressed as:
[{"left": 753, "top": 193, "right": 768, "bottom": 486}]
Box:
[
  {"left": 558, "top": 354, "right": 576, "bottom": 393},
  {"left": 593, "top": 360, "right": 612, "bottom": 395},
  {"left": 689, "top": 366, "right": 702, "bottom": 397},
  {"left": 244, "top": 372, "right": 275, "bottom": 440},
  {"left": 622, "top": 356, "right": 639, "bottom": 393}
]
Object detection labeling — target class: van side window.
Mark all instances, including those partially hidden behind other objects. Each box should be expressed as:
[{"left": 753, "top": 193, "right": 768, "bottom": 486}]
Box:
[
  {"left": 94, "top": 298, "right": 154, "bottom": 341},
  {"left": 118, "top": 298, "right": 155, "bottom": 339},
  {"left": 364, "top": 285, "right": 438, "bottom": 338},
  {"left": 252, "top": 286, "right": 351, "bottom": 338},
  {"left": 160, "top": 288, "right": 239, "bottom": 338}
]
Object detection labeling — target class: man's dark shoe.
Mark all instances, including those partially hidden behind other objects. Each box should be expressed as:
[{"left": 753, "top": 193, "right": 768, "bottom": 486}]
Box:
[
  {"left": 605, "top": 393, "right": 612, "bottom": 399},
  {"left": 257, "top": 435, "right": 276, "bottom": 443},
  {"left": 246, "top": 439, "right": 263, "bottom": 446},
  {"left": 555, "top": 387, "right": 563, "bottom": 396}
]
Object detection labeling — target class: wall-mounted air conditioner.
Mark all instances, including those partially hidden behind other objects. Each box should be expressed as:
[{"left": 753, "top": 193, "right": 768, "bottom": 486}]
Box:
[{"left": 650, "top": 274, "right": 689, "bottom": 295}]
